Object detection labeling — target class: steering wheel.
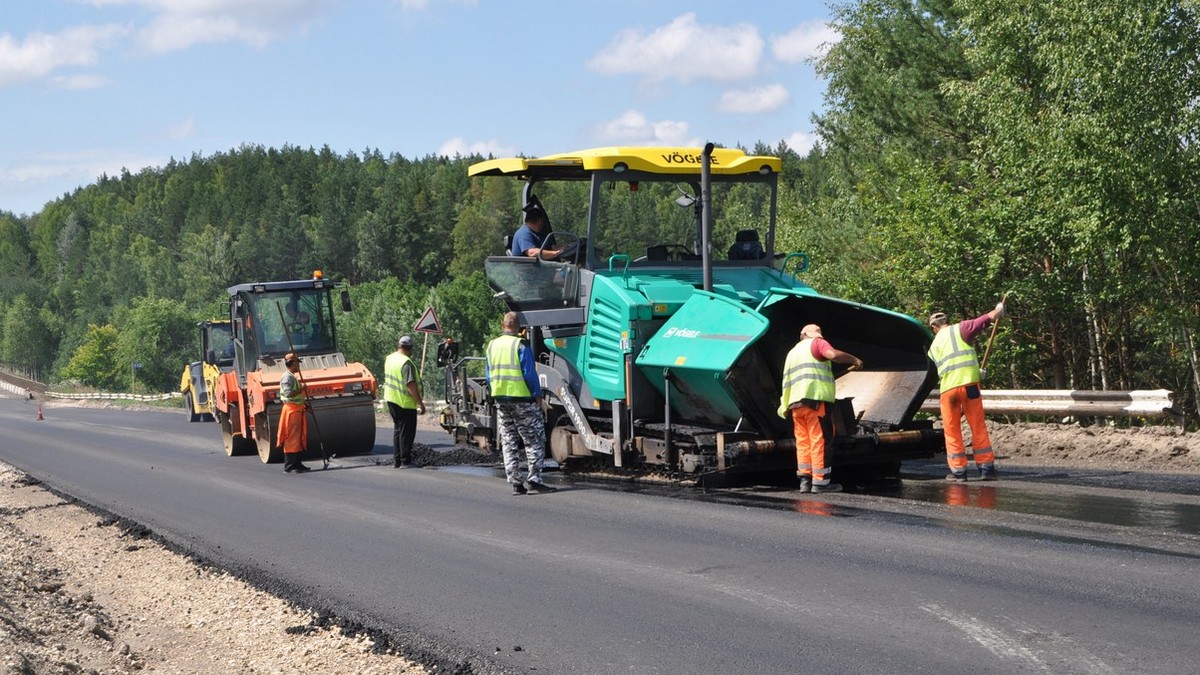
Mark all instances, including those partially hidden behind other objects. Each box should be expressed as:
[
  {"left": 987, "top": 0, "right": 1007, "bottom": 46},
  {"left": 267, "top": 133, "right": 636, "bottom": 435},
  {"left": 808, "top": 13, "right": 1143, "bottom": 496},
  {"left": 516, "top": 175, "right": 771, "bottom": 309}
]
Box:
[
  {"left": 557, "top": 240, "right": 580, "bottom": 262},
  {"left": 656, "top": 244, "right": 694, "bottom": 261}
]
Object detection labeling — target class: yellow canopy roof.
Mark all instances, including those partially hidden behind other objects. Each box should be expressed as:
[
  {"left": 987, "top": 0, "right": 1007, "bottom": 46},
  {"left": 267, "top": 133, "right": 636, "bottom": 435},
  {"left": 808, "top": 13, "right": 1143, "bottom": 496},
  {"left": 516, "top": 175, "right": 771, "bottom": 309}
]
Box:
[{"left": 468, "top": 146, "right": 781, "bottom": 179}]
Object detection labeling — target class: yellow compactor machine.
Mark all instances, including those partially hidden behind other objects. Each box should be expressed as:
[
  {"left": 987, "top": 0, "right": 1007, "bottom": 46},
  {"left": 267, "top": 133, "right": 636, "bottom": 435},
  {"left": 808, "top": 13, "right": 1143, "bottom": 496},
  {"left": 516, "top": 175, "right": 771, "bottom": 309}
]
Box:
[{"left": 180, "top": 319, "right": 234, "bottom": 422}]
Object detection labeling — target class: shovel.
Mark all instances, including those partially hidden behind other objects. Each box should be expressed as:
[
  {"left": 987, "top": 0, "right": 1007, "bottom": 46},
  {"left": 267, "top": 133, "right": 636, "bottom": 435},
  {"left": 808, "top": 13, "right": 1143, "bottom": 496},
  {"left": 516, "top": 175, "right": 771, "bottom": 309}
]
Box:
[{"left": 979, "top": 292, "right": 1009, "bottom": 380}]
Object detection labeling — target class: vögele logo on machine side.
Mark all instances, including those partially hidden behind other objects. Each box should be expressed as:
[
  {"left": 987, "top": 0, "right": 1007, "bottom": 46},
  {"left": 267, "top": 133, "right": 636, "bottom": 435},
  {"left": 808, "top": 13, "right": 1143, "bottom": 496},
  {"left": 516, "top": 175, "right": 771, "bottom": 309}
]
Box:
[{"left": 662, "top": 327, "right": 702, "bottom": 339}]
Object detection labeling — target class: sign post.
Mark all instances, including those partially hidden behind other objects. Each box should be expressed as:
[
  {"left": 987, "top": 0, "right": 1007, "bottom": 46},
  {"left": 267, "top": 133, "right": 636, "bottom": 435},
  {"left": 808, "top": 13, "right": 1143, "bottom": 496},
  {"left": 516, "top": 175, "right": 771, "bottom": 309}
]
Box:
[{"left": 412, "top": 307, "right": 442, "bottom": 382}]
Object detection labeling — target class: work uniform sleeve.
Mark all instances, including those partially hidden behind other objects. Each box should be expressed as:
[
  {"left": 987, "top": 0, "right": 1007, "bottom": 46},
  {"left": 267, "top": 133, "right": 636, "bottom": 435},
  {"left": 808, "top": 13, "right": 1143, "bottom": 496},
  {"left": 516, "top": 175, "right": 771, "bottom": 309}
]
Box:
[
  {"left": 958, "top": 314, "right": 993, "bottom": 342},
  {"left": 518, "top": 343, "right": 542, "bottom": 398},
  {"left": 511, "top": 226, "right": 536, "bottom": 256},
  {"left": 810, "top": 337, "right": 833, "bottom": 360}
]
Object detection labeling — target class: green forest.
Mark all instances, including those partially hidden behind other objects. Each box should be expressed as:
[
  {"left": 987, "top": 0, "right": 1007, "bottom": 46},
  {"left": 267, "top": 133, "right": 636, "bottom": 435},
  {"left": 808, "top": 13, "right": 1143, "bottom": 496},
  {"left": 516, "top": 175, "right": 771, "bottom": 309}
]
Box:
[{"left": 1, "top": 0, "right": 1198, "bottom": 421}]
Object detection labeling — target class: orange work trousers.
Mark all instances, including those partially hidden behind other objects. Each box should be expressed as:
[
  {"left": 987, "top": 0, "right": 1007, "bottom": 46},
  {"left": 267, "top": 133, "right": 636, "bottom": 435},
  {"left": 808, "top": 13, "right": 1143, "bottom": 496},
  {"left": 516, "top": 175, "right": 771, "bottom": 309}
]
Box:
[
  {"left": 791, "top": 403, "right": 833, "bottom": 484},
  {"left": 277, "top": 402, "right": 308, "bottom": 454},
  {"left": 939, "top": 384, "right": 994, "bottom": 473}
]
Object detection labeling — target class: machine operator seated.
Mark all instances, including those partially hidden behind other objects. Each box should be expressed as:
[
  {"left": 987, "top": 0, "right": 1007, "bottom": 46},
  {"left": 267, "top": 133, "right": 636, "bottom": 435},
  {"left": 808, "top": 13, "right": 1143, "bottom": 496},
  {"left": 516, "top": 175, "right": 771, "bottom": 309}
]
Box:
[
  {"left": 510, "top": 201, "right": 563, "bottom": 260},
  {"left": 284, "top": 299, "right": 315, "bottom": 346},
  {"left": 489, "top": 200, "right": 581, "bottom": 310}
]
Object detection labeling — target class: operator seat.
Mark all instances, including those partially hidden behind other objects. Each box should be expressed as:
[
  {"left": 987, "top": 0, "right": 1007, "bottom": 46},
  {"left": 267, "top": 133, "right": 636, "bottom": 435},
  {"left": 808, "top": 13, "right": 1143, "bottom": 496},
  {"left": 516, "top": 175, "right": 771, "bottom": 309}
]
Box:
[{"left": 728, "top": 229, "right": 765, "bottom": 260}]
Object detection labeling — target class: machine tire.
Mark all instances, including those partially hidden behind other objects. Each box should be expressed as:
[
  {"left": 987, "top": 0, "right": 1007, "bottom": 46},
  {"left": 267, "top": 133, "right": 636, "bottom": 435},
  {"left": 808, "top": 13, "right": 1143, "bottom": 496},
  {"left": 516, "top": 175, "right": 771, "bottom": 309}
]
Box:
[
  {"left": 255, "top": 414, "right": 283, "bottom": 464},
  {"left": 183, "top": 391, "right": 201, "bottom": 423},
  {"left": 219, "top": 406, "right": 255, "bottom": 457}
]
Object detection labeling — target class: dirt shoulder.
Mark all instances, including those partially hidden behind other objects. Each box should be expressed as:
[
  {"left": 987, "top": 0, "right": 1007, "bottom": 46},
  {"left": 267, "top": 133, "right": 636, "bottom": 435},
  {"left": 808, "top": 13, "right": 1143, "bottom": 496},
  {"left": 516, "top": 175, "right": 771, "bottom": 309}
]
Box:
[
  {"left": 0, "top": 464, "right": 429, "bottom": 675},
  {"left": 987, "top": 420, "right": 1200, "bottom": 474}
]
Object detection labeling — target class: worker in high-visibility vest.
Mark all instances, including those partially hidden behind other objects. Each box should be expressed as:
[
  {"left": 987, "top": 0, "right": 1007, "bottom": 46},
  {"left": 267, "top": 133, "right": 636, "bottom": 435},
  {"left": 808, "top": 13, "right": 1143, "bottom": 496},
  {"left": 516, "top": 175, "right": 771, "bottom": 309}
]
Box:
[
  {"left": 383, "top": 335, "right": 425, "bottom": 468},
  {"left": 277, "top": 352, "right": 311, "bottom": 474},
  {"left": 778, "top": 324, "right": 862, "bottom": 493},
  {"left": 486, "top": 312, "right": 556, "bottom": 496},
  {"left": 928, "top": 303, "right": 1005, "bottom": 481}
]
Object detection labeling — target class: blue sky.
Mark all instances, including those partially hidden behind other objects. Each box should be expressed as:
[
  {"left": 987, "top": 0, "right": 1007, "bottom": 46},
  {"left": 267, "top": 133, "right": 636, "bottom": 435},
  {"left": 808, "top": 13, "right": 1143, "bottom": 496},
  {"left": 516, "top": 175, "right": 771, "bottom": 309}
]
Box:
[{"left": 1, "top": 0, "right": 838, "bottom": 216}]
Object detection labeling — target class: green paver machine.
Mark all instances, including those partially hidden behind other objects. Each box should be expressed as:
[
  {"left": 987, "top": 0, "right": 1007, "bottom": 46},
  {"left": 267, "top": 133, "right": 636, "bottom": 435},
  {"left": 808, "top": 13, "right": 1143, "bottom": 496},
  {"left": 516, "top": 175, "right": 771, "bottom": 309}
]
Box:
[{"left": 440, "top": 146, "right": 943, "bottom": 483}]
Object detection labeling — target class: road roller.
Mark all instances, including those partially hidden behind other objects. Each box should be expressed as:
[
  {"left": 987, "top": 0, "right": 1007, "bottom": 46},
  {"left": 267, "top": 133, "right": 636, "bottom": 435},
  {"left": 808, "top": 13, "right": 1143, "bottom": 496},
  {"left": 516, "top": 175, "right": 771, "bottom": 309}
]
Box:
[{"left": 214, "top": 271, "right": 377, "bottom": 463}]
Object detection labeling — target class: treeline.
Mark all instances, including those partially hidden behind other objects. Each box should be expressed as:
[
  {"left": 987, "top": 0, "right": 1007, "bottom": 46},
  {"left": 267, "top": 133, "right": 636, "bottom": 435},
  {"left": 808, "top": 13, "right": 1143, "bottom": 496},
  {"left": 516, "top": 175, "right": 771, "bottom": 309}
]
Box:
[
  {"left": 0, "top": 142, "right": 809, "bottom": 395},
  {"left": 2, "top": 0, "right": 1199, "bottom": 421},
  {"left": 779, "top": 0, "right": 1200, "bottom": 419}
]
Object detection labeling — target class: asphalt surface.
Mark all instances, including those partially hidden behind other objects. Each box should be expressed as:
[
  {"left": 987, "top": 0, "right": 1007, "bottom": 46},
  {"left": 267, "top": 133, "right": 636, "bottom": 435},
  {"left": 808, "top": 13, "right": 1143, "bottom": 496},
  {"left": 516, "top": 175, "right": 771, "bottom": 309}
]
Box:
[{"left": 2, "top": 394, "right": 1199, "bottom": 674}]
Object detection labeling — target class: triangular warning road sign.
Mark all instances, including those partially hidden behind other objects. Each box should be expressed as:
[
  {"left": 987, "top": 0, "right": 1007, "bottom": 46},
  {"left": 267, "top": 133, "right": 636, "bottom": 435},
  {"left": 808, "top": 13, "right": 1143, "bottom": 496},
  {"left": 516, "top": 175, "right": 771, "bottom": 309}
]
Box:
[{"left": 413, "top": 306, "right": 442, "bottom": 334}]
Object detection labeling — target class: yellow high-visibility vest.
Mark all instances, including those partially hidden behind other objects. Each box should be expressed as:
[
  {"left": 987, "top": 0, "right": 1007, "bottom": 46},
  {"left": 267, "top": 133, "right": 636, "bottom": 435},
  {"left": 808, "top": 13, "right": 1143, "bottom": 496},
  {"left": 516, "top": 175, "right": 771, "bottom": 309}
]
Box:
[
  {"left": 487, "top": 334, "right": 531, "bottom": 398},
  {"left": 929, "top": 324, "right": 981, "bottom": 390},
  {"left": 383, "top": 352, "right": 419, "bottom": 408},
  {"left": 778, "top": 339, "right": 835, "bottom": 417}
]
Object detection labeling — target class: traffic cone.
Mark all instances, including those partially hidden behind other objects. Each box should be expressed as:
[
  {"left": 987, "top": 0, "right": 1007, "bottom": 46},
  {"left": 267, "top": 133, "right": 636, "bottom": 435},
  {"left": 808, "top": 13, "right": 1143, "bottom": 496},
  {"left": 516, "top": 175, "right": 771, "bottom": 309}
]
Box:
[{"left": 37, "top": 405, "right": 43, "bottom": 421}]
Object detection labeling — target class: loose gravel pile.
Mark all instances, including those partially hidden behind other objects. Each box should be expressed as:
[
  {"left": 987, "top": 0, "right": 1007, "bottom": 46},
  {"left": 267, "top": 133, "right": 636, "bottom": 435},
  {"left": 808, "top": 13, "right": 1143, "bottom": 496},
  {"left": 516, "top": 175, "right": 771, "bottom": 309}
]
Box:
[
  {"left": 409, "top": 442, "right": 495, "bottom": 468},
  {"left": 0, "top": 465, "right": 428, "bottom": 675}
]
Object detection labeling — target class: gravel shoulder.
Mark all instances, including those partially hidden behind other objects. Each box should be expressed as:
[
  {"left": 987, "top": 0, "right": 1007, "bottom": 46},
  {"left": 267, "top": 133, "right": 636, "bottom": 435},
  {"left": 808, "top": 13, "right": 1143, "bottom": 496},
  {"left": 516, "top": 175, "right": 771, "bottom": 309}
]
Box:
[
  {"left": 3, "top": 394, "right": 1197, "bottom": 674},
  {"left": 0, "top": 461, "right": 428, "bottom": 675}
]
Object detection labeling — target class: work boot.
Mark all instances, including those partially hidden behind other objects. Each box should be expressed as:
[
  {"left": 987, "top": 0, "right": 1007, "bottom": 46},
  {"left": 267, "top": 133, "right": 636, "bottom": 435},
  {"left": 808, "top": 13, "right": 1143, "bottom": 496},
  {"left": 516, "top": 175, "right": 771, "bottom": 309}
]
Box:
[
  {"left": 295, "top": 464, "right": 311, "bottom": 473},
  {"left": 945, "top": 471, "right": 967, "bottom": 482},
  {"left": 797, "top": 476, "right": 812, "bottom": 493},
  {"left": 511, "top": 482, "right": 527, "bottom": 496},
  {"left": 524, "top": 480, "right": 557, "bottom": 494},
  {"left": 812, "top": 482, "right": 842, "bottom": 493},
  {"left": 979, "top": 466, "right": 998, "bottom": 481}
]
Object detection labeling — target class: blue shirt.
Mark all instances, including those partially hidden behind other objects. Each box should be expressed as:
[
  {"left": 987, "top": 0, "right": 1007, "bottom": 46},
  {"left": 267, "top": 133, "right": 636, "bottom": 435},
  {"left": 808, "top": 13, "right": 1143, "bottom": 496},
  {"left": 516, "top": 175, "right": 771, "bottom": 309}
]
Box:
[
  {"left": 510, "top": 224, "right": 552, "bottom": 257},
  {"left": 484, "top": 333, "right": 543, "bottom": 399}
]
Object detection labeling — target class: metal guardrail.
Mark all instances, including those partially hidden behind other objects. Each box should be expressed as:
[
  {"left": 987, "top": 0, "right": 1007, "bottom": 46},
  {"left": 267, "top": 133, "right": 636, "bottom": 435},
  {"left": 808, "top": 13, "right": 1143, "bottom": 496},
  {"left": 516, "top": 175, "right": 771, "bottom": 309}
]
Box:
[
  {"left": 6, "top": 377, "right": 1183, "bottom": 425},
  {"left": 921, "top": 389, "right": 1182, "bottom": 425},
  {"left": 44, "top": 391, "right": 181, "bottom": 402},
  {"left": 0, "top": 381, "right": 31, "bottom": 398}
]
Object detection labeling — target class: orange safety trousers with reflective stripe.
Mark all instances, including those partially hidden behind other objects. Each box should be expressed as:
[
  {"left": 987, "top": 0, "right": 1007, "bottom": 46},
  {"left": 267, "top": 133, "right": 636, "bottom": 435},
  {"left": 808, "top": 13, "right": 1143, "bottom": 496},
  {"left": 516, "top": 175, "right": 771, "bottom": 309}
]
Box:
[
  {"left": 277, "top": 402, "right": 308, "bottom": 454},
  {"left": 939, "top": 384, "right": 994, "bottom": 472},
  {"left": 791, "top": 403, "right": 833, "bottom": 483}
]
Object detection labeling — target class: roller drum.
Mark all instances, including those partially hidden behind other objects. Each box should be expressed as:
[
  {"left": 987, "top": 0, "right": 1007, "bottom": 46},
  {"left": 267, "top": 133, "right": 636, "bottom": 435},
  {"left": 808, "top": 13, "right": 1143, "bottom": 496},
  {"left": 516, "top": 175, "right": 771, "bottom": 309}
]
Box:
[{"left": 304, "top": 396, "right": 377, "bottom": 458}]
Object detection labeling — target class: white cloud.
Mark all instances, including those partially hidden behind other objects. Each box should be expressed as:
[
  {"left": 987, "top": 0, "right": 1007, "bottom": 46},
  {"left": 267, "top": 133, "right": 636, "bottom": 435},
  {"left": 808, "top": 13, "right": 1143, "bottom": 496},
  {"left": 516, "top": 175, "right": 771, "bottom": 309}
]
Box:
[
  {"left": 0, "top": 25, "right": 127, "bottom": 87},
  {"left": 593, "top": 110, "right": 698, "bottom": 147},
  {"left": 49, "top": 74, "right": 112, "bottom": 90},
  {"left": 0, "top": 149, "right": 164, "bottom": 215},
  {"left": 716, "top": 83, "right": 790, "bottom": 115},
  {"left": 771, "top": 20, "right": 840, "bottom": 63},
  {"left": 85, "top": 0, "right": 335, "bottom": 53},
  {"left": 784, "top": 130, "right": 818, "bottom": 154},
  {"left": 165, "top": 117, "right": 197, "bottom": 141},
  {"left": 588, "top": 13, "right": 762, "bottom": 84},
  {"left": 392, "top": 0, "right": 478, "bottom": 10},
  {"left": 436, "top": 137, "right": 516, "bottom": 159},
  {"left": 1, "top": 1, "right": 335, "bottom": 85}
]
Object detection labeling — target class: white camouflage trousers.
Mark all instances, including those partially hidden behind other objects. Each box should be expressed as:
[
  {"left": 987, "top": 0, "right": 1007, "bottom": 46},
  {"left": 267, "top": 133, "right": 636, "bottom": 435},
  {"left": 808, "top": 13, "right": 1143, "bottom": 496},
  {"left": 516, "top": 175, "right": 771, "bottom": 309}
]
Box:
[{"left": 495, "top": 400, "right": 547, "bottom": 484}]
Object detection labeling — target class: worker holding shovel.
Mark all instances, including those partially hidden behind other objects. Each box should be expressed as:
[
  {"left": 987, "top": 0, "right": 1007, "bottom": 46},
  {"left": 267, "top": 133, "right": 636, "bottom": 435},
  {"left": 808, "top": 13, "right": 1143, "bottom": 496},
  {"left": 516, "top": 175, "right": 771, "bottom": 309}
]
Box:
[{"left": 928, "top": 300, "right": 1006, "bottom": 482}]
